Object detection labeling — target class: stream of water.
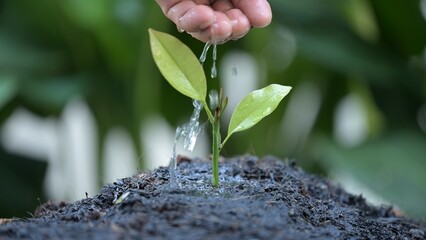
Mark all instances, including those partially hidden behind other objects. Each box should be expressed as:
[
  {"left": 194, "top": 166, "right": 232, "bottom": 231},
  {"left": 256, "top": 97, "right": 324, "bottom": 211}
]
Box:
[
  {"left": 199, "top": 42, "right": 212, "bottom": 64},
  {"left": 211, "top": 44, "right": 217, "bottom": 78},
  {"left": 169, "top": 100, "right": 203, "bottom": 185},
  {"left": 199, "top": 42, "right": 218, "bottom": 79}
]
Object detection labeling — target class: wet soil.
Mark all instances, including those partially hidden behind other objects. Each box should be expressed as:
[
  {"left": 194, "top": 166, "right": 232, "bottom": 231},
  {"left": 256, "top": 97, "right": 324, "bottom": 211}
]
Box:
[{"left": 1, "top": 155, "right": 425, "bottom": 239}]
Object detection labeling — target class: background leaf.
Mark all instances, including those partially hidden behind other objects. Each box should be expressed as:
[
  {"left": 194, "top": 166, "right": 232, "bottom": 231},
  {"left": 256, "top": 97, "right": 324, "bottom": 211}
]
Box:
[
  {"left": 0, "top": 76, "right": 18, "bottom": 110},
  {"left": 149, "top": 29, "right": 206, "bottom": 101},
  {"left": 224, "top": 84, "right": 291, "bottom": 144},
  {"left": 0, "top": 147, "right": 47, "bottom": 218},
  {"left": 318, "top": 131, "right": 426, "bottom": 219}
]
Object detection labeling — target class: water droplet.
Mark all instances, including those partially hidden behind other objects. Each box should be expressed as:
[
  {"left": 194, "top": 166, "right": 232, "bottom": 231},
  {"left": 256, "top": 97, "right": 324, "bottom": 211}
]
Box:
[
  {"left": 211, "top": 64, "right": 217, "bottom": 78},
  {"left": 199, "top": 42, "right": 211, "bottom": 64},
  {"left": 176, "top": 16, "right": 187, "bottom": 33},
  {"left": 232, "top": 65, "right": 238, "bottom": 77},
  {"left": 209, "top": 90, "right": 219, "bottom": 110}
]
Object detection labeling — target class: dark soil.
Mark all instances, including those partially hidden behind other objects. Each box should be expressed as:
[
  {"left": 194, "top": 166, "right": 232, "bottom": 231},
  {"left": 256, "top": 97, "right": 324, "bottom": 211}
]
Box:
[{"left": 1, "top": 155, "right": 424, "bottom": 239}]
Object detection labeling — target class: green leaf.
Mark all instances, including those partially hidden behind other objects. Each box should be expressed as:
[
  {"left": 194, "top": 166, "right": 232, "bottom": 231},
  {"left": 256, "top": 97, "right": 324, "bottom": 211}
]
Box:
[
  {"left": 223, "top": 84, "right": 291, "bottom": 146},
  {"left": 149, "top": 29, "right": 206, "bottom": 101}
]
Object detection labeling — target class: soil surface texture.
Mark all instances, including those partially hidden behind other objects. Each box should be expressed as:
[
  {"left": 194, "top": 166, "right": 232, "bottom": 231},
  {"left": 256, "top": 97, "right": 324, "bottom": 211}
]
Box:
[{"left": 1, "top": 155, "right": 425, "bottom": 239}]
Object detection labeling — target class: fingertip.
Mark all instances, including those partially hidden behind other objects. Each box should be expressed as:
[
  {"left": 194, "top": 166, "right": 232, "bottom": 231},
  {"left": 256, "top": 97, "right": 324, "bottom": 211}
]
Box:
[
  {"left": 210, "top": 19, "right": 232, "bottom": 43},
  {"left": 188, "top": 17, "right": 233, "bottom": 44},
  {"left": 179, "top": 5, "right": 215, "bottom": 32},
  {"left": 237, "top": 0, "right": 272, "bottom": 28},
  {"left": 253, "top": 11, "right": 272, "bottom": 28},
  {"left": 187, "top": 32, "right": 209, "bottom": 43},
  {"left": 225, "top": 9, "right": 251, "bottom": 40}
]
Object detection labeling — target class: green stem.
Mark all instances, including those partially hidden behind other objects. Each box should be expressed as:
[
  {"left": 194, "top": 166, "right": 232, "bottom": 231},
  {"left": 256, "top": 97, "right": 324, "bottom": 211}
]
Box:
[
  {"left": 212, "top": 114, "right": 220, "bottom": 187},
  {"left": 202, "top": 101, "right": 215, "bottom": 123},
  {"left": 221, "top": 135, "right": 231, "bottom": 150}
]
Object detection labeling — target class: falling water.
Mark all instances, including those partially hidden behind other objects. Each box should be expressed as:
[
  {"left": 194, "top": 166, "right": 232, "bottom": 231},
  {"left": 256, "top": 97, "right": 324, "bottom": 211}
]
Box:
[
  {"left": 199, "top": 42, "right": 218, "bottom": 79},
  {"left": 169, "top": 126, "right": 182, "bottom": 185},
  {"left": 169, "top": 100, "right": 204, "bottom": 186},
  {"left": 211, "top": 44, "right": 217, "bottom": 78},
  {"left": 199, "top": 42, "right": 212, "bottom": 64},
  {"left": 182, "top": 100, "right": 203, "bottom": 151}
]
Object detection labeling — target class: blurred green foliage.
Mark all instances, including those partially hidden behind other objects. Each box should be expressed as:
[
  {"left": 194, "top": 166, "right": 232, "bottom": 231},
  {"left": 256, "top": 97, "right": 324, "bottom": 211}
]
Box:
[
  {"left": 0, "top": 147, "right": 46, "bottom": 217},
  {"left": 0, "top": 0, "right": 425, "bottom": 220}
]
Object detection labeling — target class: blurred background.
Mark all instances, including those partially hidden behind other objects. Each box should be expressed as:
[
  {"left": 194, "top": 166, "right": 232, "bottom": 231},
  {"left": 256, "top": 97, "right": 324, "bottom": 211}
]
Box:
[{"left": 0, "top": 0, "right": 425, "bottom": 220}]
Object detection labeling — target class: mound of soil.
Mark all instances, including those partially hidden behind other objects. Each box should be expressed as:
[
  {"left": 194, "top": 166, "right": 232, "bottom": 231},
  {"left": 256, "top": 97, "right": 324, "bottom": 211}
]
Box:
[{"left": 1, "top": 155, "right": 424, "bottom": 239}]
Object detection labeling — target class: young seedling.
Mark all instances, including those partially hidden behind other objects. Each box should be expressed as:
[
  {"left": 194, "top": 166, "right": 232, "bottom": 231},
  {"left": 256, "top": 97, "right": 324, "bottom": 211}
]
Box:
[{"left": 149, "top": 29, "right": 291, "bottom": 187}]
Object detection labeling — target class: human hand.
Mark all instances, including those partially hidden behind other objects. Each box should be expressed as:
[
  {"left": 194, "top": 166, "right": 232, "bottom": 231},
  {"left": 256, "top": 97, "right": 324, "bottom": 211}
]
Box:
[{"left": 155, "top": 0, "right": 272, "bottom": 44}]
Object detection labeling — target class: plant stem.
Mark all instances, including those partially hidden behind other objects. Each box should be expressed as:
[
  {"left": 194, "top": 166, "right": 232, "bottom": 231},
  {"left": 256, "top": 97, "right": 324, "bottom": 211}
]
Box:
[
  {"left": 202, "top": 101, "right": 215, "bottom": 124},
  {"left": 212, "top": 113, "right": 220, "bottom": 187}
]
